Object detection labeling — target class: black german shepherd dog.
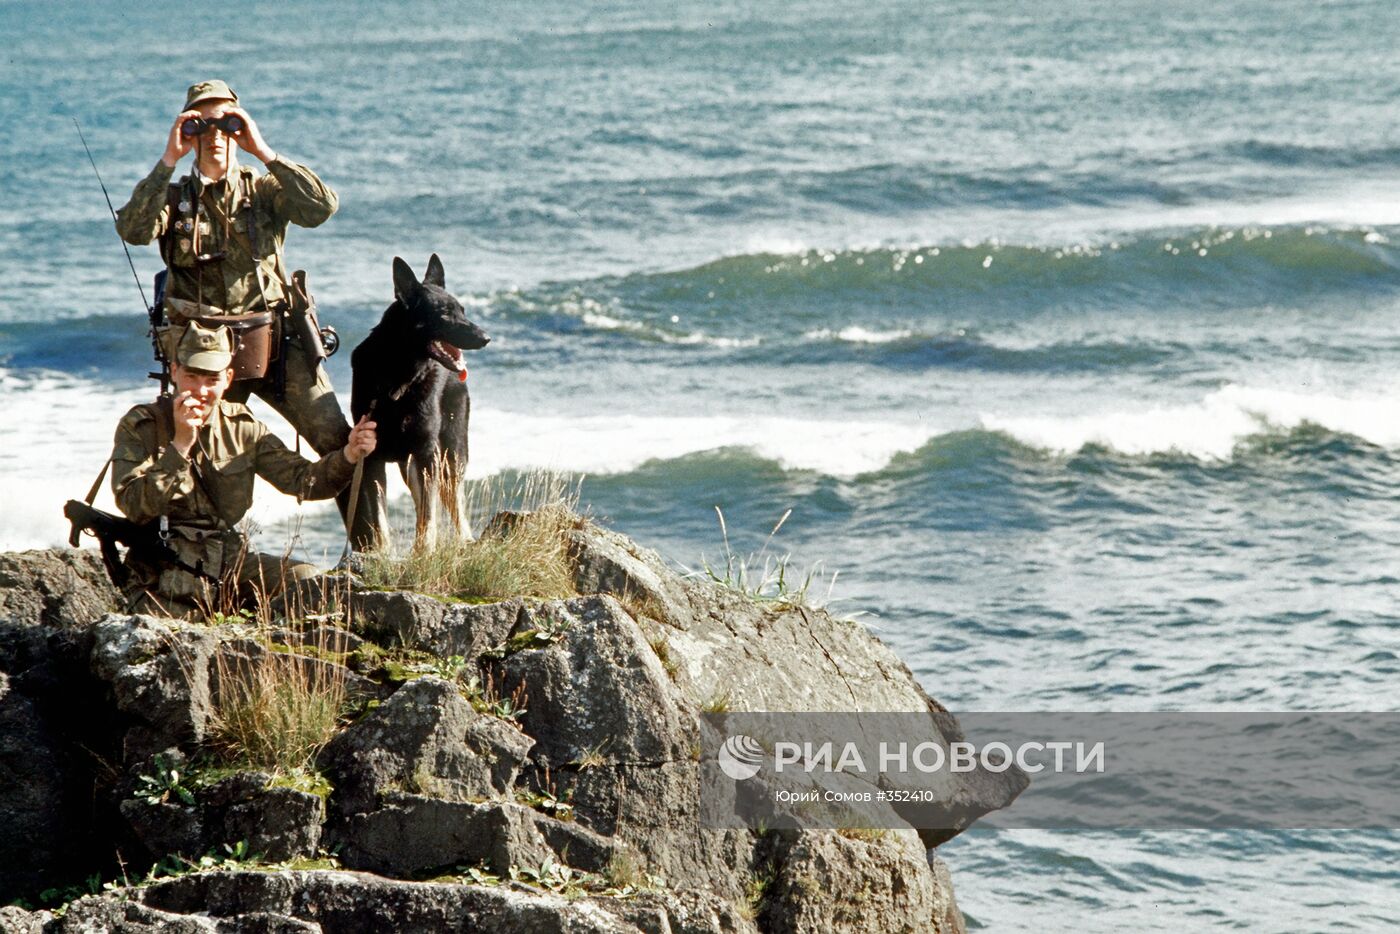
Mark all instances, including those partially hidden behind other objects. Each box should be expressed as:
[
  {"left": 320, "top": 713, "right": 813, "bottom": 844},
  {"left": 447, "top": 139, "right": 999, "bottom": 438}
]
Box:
[{"left": 349, "top": 255, "right": 489, "bottom": 550}]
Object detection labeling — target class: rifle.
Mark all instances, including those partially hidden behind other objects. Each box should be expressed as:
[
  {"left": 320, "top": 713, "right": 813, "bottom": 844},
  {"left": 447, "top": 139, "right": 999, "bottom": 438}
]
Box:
[{"left": 63, "top": 501, "right": 217, "bottom": 590}]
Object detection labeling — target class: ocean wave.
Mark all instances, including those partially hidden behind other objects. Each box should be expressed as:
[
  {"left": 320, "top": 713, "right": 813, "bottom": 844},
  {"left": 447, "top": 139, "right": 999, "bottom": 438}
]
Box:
[
  {"left": 611, "top": 226, "right": 1400, "bottom": 308},
  {"left": 481, "top": 224, "right": 1400, "bottom": 350},
  {"left": 980, "top": 383, "right": 1400, "bottom": 460}
]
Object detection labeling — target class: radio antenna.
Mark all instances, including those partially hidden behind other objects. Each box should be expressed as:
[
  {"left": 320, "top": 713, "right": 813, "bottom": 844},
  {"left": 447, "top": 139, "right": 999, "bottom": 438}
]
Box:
[{"left": 74, "top": 117, "right": 151, "bottom": 315}]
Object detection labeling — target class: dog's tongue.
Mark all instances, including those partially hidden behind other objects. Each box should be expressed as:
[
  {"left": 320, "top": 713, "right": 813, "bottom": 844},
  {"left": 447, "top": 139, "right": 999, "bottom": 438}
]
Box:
[{"left": 458, "top": 367, "right": 468, "bottom": 383}]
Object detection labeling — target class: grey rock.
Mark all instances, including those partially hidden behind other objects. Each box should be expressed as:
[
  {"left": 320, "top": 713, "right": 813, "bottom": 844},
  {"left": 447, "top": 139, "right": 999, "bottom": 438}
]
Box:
[
  {"left": 140, "top": 868, "right": 667, "bottom": 933},
  {"left": 0, "top": 523, "right": 1010, "bottom": 930},
  {"left": 269, "top": 623, "right": 364, "bottom": 655},
  {"left": 0, "top": 548, "right": 116, "bottom": 629},
  {"left": 760, "top": 830, "right": 964, "bottom": 934},
  {"left": 320, "top": 676, "right": 533, "bottom": 816},
  {"left": 89, "top": 615, "right": 220, "bottom": 760},
  {"left": 211, "top": 778, "right": 323, "bottom": 863},
  {"left": 119, "top": 768, "right": 323, "bottom": 865},
  {"left": 498, "top": 595, "right": 694, "bottom": 770},
  {"left": 352, "top": 589, "right": 526, "bottom": 662},
  {"left": 0, "top": 903, "right": 47, "bottom": 934},
  {"left": 568, "top": 526, "right": 692, "bottom": 629},
  {"left": 348, "top": 589, "right": 447, "bottom": 647},
  {"left": 333, "top": 794, "right": 555, "bottom": 876},
  {"left": 119, "top": 796, "right": 206, "bottom": 862},
  {"left": 52, "top": 896, "right": 220, "bottom": 932},
  {"left": 0, "top": 675, "right": 84, "bottom": 900}
]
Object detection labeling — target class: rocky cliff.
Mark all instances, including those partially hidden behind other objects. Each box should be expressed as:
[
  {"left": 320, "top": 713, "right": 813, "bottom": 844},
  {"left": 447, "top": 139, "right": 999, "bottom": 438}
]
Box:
[{"left": 0, "top": 522, "right": 1023, "bottom": 933}]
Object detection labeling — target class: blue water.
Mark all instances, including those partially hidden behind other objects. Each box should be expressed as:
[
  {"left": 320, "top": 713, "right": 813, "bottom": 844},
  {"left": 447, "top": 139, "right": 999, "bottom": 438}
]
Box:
[{"left": 3, "top": 1, "right": 1400, "bottom": 929}]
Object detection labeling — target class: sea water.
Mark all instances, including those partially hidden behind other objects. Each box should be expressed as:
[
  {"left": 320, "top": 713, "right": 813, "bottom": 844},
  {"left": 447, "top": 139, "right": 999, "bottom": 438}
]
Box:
[{"left": 2, "top": 1, "right": 1398, "bottom": 929}]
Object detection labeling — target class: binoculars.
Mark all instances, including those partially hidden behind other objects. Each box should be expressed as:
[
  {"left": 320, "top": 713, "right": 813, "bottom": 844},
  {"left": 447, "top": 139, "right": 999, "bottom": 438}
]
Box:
[{"left": 181, "top": 114, "right": 244, "bottom": 138}]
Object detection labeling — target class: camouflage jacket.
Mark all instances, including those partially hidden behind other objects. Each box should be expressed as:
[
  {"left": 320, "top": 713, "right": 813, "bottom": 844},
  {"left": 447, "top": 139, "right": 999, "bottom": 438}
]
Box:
[
  {"left": 115, "top": 157, "right": 337, "bottom": 314},
  {"left": 110, "top": 398, "right": 353, "bottom": 602},
  {"left": 112, "top": 397, "right": 353, "bottom": 530}
]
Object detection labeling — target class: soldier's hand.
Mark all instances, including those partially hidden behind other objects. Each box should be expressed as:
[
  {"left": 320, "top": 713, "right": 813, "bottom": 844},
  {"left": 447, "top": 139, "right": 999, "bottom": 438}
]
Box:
[
  {"left": 343, "top": 415, "right": 377, "bottom": 465},
  {"left": 225, "top": 106, "right": 276, "bottom": 164},
  {"left": 161, "top": 110, "right": 201, "bottom": 168},
  {"left": 172, "top": 390, "right": 207, "bottom": 456}
]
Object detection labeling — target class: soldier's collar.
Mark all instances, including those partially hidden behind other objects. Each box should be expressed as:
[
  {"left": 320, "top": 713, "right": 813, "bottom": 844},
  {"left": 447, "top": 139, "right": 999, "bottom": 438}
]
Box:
[{"left": 195, "top": 151, "right": 240, "bottom": 187}]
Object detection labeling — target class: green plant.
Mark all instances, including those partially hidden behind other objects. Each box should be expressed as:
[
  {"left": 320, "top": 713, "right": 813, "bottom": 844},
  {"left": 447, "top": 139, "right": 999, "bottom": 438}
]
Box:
[
  {"left": 206, "top": 607, "right": 255, "bottom": 627},
  {"left": 36, "top": 873, "right": 103, "bottom": 912},
  {"left": 741, "top": 866, "right": 775, "bottom": 921},
  {"left": 510, "top": 857, "right": 588, "bottom": 895},
  {"left": 696, "top": 507, "right": 835, "bottom": 607},
  {"left": 647, "top": 630, "right": 680, "bottom": 681},
  {"left": 517, "top": 785, "right": 574, "bottom": 821},
  {"left": 604, "top": 849, "right": 642, "bottom": 889},
  {"left": 461, "top": 672, "right": 528, "bottom": 724},
  {"left": 134, "top": 754, "right": 196, "bottom": 807}
]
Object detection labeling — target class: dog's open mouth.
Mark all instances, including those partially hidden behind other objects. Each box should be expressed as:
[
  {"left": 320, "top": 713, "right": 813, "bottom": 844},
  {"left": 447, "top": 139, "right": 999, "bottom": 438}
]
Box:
[{"left": 428, "top": 339, "right": 468, "bottom": 380}]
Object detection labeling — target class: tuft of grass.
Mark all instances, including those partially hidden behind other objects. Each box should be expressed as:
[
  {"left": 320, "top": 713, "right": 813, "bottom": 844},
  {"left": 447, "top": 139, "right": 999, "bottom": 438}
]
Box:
[
  {"left": 604, "top": 849, "right": 642, "bottom": 889},
  {"left": 358, "top": 470, "right": 583, "bottom": 601},
  {"left": 207, "top": 647, "right": 347, "bottom": 776},
  {"left": 696, "top": 507, "right": 836, "bottom": 608},
  {"left": 741, "top": 866, "right": 775, "bottom": 921},
  {"left": 700, "top": 688, "right": 734, "bottom": 714},
  {"left": 646, "top": 630, "right": 680, "bottom": 681}
]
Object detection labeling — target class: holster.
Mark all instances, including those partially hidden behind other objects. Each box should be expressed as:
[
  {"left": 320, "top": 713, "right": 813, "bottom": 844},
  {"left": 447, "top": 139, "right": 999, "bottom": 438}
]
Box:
[{"left": 288, "top": 270, "right": 328, "bottom": 368}]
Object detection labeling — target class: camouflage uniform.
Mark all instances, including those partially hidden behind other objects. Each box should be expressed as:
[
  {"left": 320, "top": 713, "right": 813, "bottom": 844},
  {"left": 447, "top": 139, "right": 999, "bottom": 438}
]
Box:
[
  {"left": 111, "top": 395, "right": 354, "bottom": 618},
  {"left": 114, "top": 88, "right": 350, "bottom": 462}
]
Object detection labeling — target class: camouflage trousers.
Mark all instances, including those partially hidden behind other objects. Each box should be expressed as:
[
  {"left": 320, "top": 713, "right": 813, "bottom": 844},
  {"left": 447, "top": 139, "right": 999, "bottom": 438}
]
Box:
[
  {"left": 223, "top": 333, "right": 354, "bottom": 528},
  {"left": 223, "top": 333, "right": 351, "bottom": 460},
  {"left": 123, "top": 546, "right": 323, "bottom": 621}
]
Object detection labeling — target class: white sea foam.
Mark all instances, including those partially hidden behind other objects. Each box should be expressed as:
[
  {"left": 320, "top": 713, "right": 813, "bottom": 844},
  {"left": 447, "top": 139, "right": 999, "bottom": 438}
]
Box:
[
  {"left": 0, "top": 371, "right": 342, "bottom": 552},
  {"left": 582, "top": 310, "right": 759, "bottom": 348},
  {"left": 468, "top": 409, "right": 936, "bottom": 478},
  {"left": 9, "top": 370, "right": 1399, "bottom": 552},
  {"left": 804, "top": 326, "right": 916, "bottom": 344},
  {"left": 983, "top": 383, "right": 1400, "bottom": 459}
]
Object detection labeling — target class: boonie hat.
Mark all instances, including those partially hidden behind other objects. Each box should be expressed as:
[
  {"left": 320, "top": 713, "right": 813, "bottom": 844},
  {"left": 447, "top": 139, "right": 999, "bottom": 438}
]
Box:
[
  {"left": 185, "top": 79, "right": 239, "bottom": 109},
  {"left": 175, "top": 321, "right": 235, "bottom": 371}
]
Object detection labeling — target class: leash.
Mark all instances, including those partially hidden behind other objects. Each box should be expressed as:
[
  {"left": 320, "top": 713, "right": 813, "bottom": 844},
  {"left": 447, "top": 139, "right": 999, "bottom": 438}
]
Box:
[{"left": 341, "top": 399, "right": 377, "bottom": 561}]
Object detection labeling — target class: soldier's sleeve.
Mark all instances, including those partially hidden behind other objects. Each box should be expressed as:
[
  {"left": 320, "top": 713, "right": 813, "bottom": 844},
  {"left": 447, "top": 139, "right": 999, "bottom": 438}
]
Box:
[
  {"left": 111, "top": 409, "right": 194, "bottom": 524},
  {"left": 114, "top": 161, "right": 176, "bottom": 245},
  {"left": 261, "top": 155, "right": 338, "bottom": 228},
  {"left": 250, "top": 421, "right": 355, "bottom": 501}
]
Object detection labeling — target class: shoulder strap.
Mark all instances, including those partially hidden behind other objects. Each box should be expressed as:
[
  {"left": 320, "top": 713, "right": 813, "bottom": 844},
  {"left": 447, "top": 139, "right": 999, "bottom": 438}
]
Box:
[
  {"left": 84, "top": 459, "right": 111, "bottom": 506},
  {"left": 158, "top": 180, "right": 186, "bottom": 265},
  {"left": 88, "top": 397, "right": 172, "bottom": 505}
]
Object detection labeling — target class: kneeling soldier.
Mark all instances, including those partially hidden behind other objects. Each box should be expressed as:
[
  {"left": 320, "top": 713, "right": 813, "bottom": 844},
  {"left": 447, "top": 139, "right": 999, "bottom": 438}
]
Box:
[{"left": 111, "top": 322, "right": 376, "bottom": 618}]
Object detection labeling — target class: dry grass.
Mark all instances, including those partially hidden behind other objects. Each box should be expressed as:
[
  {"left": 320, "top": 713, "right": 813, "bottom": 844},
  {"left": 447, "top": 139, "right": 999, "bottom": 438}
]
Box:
[
  {"left": 207, "top": 648, "right": 347, "bottom": 775},
  {"left": 358, "top": 470, "right": 583, "bottom": 601}
]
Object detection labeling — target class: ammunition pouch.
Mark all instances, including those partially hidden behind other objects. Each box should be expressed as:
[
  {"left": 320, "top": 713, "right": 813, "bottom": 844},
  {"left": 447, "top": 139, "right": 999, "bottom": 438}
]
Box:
[{"left": 156, "top": 526, "right": 241, "bottom": 605}]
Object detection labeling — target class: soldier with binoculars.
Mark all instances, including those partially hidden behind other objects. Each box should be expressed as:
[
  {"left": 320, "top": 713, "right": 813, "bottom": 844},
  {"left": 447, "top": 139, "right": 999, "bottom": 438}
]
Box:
[{"left": 115, "top": 80, "right": 356, "bottom": 528}]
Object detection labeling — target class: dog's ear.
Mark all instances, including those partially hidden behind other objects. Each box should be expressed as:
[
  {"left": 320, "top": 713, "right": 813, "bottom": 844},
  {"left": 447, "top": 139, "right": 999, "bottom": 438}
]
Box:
[
  {"left": 424, "top": 254, "right": 446, "bottom": 289},
  {"left": 392, "top": 257, "right": 419, "bottom": 303}
]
